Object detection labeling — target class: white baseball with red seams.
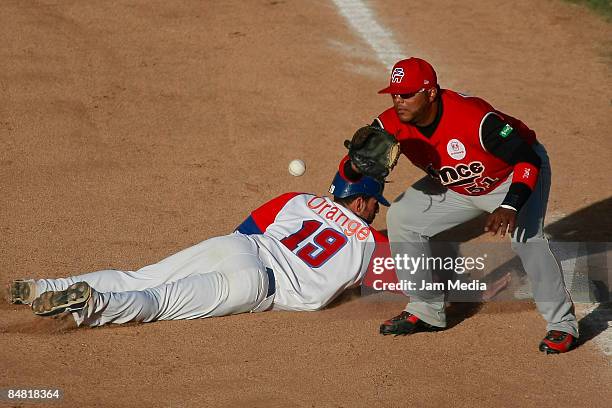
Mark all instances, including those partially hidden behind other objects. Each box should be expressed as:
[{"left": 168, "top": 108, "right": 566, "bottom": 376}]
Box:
[{"left": 288, "top": 159, "right": 306, "bottom": 176}]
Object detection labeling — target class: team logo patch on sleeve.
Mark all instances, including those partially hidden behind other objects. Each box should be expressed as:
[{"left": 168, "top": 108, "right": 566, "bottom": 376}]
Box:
[
  {"left": 446, "top": 139, "right": 466, "bottom": 160},
  {"left": 499, "top": 124, "right": 513, "bottom": 138}
]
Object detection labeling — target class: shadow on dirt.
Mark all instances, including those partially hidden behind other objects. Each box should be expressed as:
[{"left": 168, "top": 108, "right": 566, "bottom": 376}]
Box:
[
  {"left": 576, "top": 302, "right": 612, "bottom": 350},
  {"left": 377, "top": 197, "right": 611, "bottom": 342},
  {"left": 447, "top": 198, "right": 611, "bottom": 347},
  {"left": 0, "top": 310, "right": 78, "bottom": 335}
]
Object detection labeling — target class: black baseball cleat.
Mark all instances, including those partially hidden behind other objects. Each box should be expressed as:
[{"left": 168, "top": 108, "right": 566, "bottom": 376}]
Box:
[
  {"left": 379, "top": 311, "right": 444, "bottom": 336},
  {"left": 31, "top": 282, "right": 92, "bottom": 317},
  {"left": 539, "top": 330, "right": 578, "bottom": 354}
]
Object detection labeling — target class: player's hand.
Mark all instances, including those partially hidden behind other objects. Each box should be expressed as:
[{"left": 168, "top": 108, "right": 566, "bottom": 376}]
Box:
[{"left": 484, "top": 207, "right": 517, "bottom": 238}]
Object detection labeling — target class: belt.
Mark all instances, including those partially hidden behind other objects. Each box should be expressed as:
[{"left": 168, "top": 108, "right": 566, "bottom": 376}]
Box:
[{"left": 265, "top": 267, "right": 276, "bottom": 297}]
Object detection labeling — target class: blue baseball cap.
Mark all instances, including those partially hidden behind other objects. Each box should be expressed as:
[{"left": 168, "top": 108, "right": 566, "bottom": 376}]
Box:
[{"left": 329, "top": 172, "right": 391, "bottom": 207}]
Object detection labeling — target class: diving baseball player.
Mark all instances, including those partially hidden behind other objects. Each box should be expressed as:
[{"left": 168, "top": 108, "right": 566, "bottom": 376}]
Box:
[
  {"left": 9, "top": 172, "right": 390, "bottom": 327},
  {"left": 341, "top": 58, "right": 578, "bottom": 354}
]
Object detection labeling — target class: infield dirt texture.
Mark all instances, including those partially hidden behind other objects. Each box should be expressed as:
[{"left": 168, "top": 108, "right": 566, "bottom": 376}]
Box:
[{"left": 1, "top": 1, "right": 611, "bottom": 407}]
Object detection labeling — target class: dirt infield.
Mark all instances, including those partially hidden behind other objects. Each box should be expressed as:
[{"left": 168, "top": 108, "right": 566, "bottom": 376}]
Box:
[{"left": 1, "top": 1, "right": 611, "bottom": 407}]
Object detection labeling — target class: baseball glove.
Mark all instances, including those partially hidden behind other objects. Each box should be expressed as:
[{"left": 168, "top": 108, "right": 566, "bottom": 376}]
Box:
[{"left": 344, "top": 125, "right": 400, "bottom": 180}]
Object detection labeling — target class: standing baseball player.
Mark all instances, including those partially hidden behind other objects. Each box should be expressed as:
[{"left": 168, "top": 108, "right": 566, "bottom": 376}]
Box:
[
  {"left": 341, "top": 58, "right": 577, "bottom": 354},
  {"left": 9, "top": 172, "right": 390, "bottom": 327}
]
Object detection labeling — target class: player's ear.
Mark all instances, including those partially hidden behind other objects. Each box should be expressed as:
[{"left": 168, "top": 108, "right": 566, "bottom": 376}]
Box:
[
  {"left": 427, "top": 87, "right": 437, "bottom": 102},
  {"left": 347, "top": 196, "right": 361, "bottom": 214}
]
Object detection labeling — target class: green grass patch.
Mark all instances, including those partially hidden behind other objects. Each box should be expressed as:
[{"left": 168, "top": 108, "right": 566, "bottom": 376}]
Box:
[{"left": 565, "top": 0, "right": 612, "bottom": 21}]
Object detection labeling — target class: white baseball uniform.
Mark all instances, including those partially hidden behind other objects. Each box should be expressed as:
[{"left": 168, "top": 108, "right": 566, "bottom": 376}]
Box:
[{"left": 29, "top": 193, "right": 387, "bottom": 326}]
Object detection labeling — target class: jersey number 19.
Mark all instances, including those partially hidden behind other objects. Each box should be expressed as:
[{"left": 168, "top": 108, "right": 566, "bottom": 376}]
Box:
[{"left": 281, "top": 220, "right": 347, "bottom": 267}]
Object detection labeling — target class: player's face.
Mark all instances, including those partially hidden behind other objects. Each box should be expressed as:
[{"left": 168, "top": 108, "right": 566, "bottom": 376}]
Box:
[
  {"left": 391, "top": 88, "right": 436, "bottom": 126},
  {"left": 360, "top": 197, "right": 380, "bottom": 224}
]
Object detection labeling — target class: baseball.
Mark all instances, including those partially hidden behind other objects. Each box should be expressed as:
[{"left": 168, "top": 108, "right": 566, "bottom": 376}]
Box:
[{"left": 288, "top": 159, "right": 306, "bottom": 177}]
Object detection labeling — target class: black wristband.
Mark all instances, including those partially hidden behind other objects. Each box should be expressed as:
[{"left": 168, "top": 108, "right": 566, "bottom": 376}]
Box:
[{"left": 501, "top": 182, "right": 532, "bottom": 212}]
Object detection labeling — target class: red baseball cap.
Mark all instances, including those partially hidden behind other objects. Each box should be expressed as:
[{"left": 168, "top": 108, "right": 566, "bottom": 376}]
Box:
[{"left": 378, "top": 58, "right": 437, "bottom": 94}]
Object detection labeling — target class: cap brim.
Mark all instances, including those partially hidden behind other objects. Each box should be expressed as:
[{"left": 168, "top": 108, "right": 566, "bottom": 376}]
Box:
[
  {"left": 378, "top": 85, "right": 424, "bottom": 94},
  {"left": 376, "top": 194, "right": 391, "bottom": 207},
  {"left": 378, "top": 86, "right": 393, "bottom": 94}
]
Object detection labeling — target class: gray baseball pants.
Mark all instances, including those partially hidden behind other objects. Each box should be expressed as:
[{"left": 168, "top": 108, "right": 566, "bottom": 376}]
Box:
[{"left": 386, "top": 144, "right": 578, "bottom": 337}]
